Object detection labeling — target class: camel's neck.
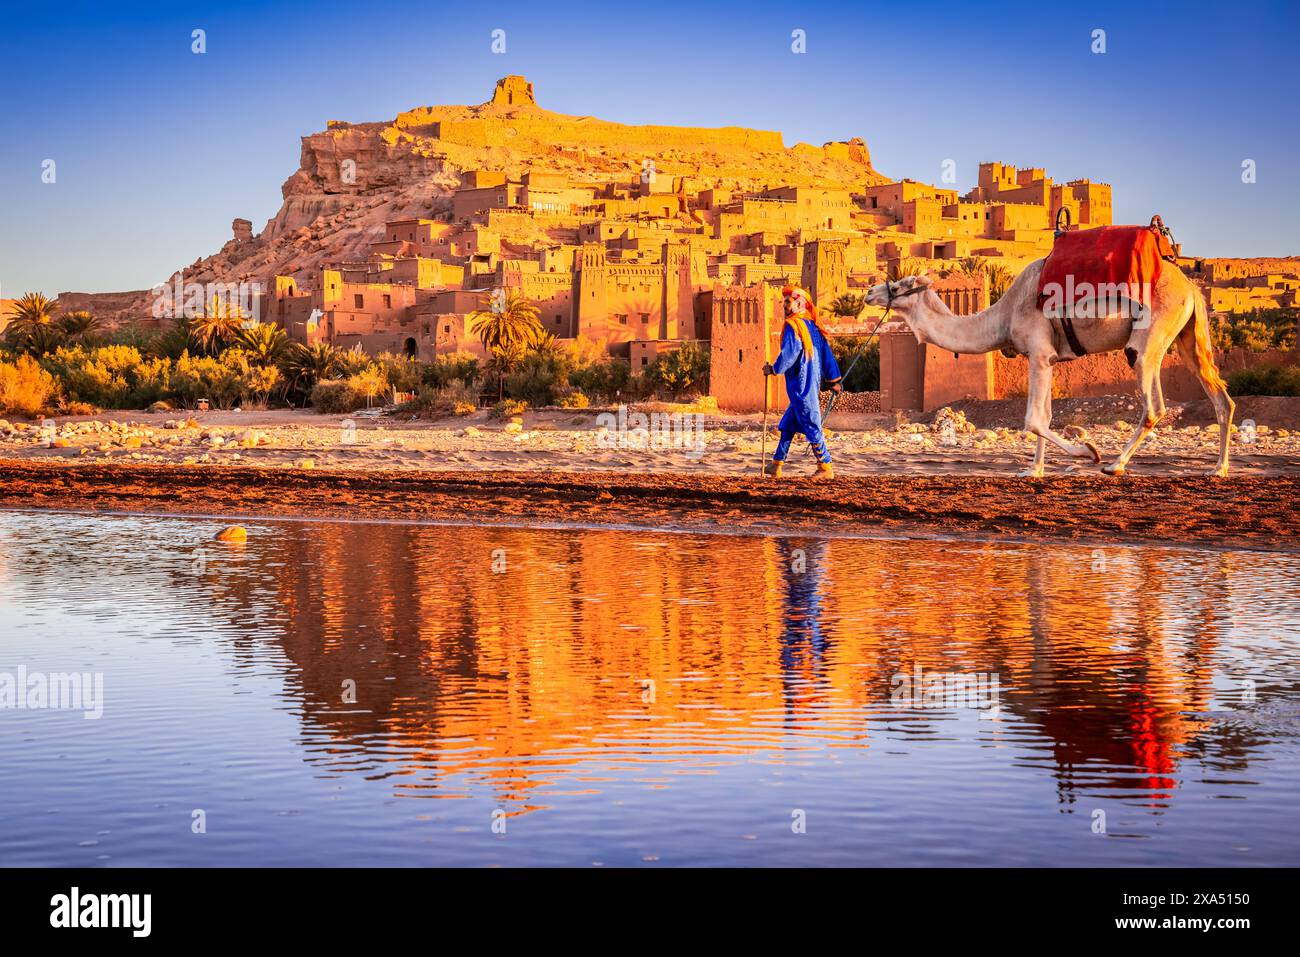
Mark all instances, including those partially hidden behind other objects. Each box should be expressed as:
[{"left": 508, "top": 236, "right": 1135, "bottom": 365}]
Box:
[{"left": 903, "top": 289, "right": 1012, "bottom": 354}]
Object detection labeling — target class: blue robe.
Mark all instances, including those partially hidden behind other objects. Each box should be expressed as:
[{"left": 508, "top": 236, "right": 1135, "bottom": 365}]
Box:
[{"left": 771, "top": 314, "right": 841, "bottom": 464}]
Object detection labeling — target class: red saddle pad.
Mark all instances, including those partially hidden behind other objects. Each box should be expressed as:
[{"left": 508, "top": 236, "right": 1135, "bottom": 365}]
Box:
[{"left": 1038, "top": 225, "right": 1165, "bottom": 312}]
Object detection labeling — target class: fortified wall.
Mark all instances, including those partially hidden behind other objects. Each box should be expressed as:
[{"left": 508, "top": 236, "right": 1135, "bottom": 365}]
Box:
[
  {"left": 423, "top": 116, "right": 785, "bottom": 153},
  {"left": 878, "top": 275, "right": 993, "bottom": 412},
  {"left": 394, "top": 74, "right": 786, "bottom": 154}
]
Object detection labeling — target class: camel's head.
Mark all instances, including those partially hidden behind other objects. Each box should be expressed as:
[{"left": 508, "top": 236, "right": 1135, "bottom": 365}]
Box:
[{"left": 863, "top": 273, "right": 933, "bottom": 309}]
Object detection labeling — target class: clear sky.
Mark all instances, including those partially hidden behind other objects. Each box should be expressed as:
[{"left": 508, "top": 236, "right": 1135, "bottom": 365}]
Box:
[{"left": 1, "top": 0, "right": 1296, "bottom": 297}]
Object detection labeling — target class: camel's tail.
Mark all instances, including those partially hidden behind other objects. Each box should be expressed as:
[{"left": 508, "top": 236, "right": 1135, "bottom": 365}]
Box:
[{"left": 1178, "top": 286, "right": 1227, "bottom": 393}]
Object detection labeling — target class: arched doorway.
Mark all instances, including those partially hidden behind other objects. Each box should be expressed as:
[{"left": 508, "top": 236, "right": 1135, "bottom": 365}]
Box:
[{"left": 404, "top": 337, "right": 418, "bottom": 358}]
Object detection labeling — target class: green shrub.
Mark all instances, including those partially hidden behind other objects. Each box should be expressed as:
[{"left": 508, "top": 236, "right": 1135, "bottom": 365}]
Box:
[
  {"left": 570, "top": 357, "right": 630, "bottom": 400},
  {"left": 308, "top": 380, "right": 354, "bottom": 414},
  {"left": 374, "top": 352, "right": 422, "bottom": 393},
  {"left": 503, "top": 350, "right": 571, "bottom": 406},
  {"left": 1227, "top": 363, "right": 1300, "bottom": 396},
  {"left": 41, "top": 345, "right": 170, "bottom": 409},
  {"left": 309, "top": 379, "right": 356, "bottom": 413},
  {"left": 398, "top": 379, "right": 477, "bottom": 418},
  {"left": 645, "top": 342, "right": 709, "bottom": 395},
  {"left": 422, "top": 352, "right": 481, "bottom": 390},
  {"left": 172, "top": 349, "right": 281, "bottom": 409},
  {"left": 557, "top": 390, "right": 590, "bottom": 409},
  {"left": 828, "top": 336, "right": 881, "bottom": 392},
  {"left": 0, "top": 354, "right": 57, "bottom": 416},
  {"left": 149, "top": 323, "right": 196, "bottom": 361},
  {"left": 309, "top": 366, "right": 389, "bottom": 413},
  {"left": 489, "top": 398, "right": 527, "bottom": 419},
  {"left": 100, "top": 322, "right": 153, "bottom": 353},
  {"left": 332, "top": 346, "right": 374, "bottom": 378},
  {"left": 1212, "top": 307, "right": 1298, "bottom": 352}
]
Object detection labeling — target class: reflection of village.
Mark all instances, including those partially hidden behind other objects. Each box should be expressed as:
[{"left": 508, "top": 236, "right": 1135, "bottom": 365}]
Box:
[{"left": 199, "top": 523, "right": 1285, "bottom": 813}]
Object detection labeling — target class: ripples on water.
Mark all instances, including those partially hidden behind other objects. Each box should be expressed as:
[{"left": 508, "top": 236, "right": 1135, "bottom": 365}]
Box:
[{"left": 0, "top": 510, "right": 1298, "bottom": 866}]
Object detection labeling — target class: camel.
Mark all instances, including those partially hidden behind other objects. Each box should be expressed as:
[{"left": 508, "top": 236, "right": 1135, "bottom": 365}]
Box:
[{"left": 862, "top": 262, "right": 1235, "bottom": 477}]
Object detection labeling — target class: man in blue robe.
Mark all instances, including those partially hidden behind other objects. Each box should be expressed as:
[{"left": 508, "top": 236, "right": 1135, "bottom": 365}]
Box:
[{"left": 762, "top": 285, "right": 842, "bottom": 479}]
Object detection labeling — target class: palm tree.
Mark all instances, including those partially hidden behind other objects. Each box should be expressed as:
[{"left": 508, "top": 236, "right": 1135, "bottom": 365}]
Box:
[
  {"left": 332, "top": 343, "right": 373, "bottom": 378},
  {"left": 7, "top": 291, "right": 56, "bottom": 328},
  {"left": 528, "top": 329, "right": 561, "bottom": 356},
  {"left": 24, "top": 322, "right": 66, "bottom": 356},
  {"left": 281, "top": 341, "right": 341, "bottom": 393},
  {"left": 237, "top": 322, "right": 289, "bottom": 365},
  {"left": 150, "top": 315, "right": 195, "bottom": 360},
  {"left": 986, "top": 264, "right": 1014, "bottom": 305},
  {"left": 958, "top": 256, "right": 987, "bottom": 277},
  {"left": 58, "top": 310, "right": 100, "bottom": 342},
  {"left": 3, "top": 292, "right": 63, "bottom": 355},
  {"left": 829, "top": 293, "right": 865, "bottom": 319},
  {"left": 189, "top": 295, "right": 246, "bottom": 355},
  {"left": 887, "top": 258, "right": 926, "bottom": 282},
  {"left": 483, "top": 342, "right": 526, "bottom": 400},
  {"left": 467, "top": 292, "right": 543, "bottom": 398},
  {"left": 468, "top": 292, "right": 543, "bottom": 354}
]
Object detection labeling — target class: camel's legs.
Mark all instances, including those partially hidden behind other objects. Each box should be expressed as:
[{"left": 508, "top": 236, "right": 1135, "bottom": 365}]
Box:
[
  {"left": 1021, "top": 366, "right": 1050, "bottom": 476},
  {"left": 1026, "top": 436, "right": 1047, "bottom": 477},
  {"left": 1152, "top": 364, "right": 1167, "bottom": 420},
  {"left": 1021, "top": 354, "right": 1100, "bottom": 476},
  {"left": 1174, "top": 298, "right": 1236, "bottom": 476},
  {"left": 1103, "top": 350, "right": 1163, "bottom": 475}
]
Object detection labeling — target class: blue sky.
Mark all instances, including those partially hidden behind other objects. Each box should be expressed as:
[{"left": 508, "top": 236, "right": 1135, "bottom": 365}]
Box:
[{"left": 1, "top": 0, "right": 1296, "bottom": 296}]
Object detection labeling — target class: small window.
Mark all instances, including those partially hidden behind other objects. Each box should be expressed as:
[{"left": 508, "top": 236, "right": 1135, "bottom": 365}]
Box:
[
  {"left": 382, "top": 294, "right": 392, "bottom": 308},
  {"left": 640, "top": 313, "right": 650, "bottom": 323},
  {"left": 354, "top": 294, "right": 364, "bottom": 308},
  {"left": 738, "top": 349, "right": 743, "bottom": 363}
]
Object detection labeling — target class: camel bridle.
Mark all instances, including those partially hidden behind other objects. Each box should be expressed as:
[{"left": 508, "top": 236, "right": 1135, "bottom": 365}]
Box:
[
  {"left": 821, "top": 280, "right": 927, "bottom": 423},
  {"left": 880, "top": 279, "right": 927, "bottom": 320}
]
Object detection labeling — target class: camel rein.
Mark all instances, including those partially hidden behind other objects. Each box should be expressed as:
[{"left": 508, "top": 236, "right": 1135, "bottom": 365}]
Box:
[{"left": 822, "top": 280, "right": 922, "bottom": 421}]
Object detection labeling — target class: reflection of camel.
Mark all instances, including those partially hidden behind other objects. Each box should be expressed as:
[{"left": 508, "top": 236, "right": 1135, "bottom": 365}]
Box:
[
  {"left": 1013, "top": 545, "right": 1223, "bottom": 804},
  {"left": 864, "top": 265, "right": 1235, "bottom": 476},
  {"left": 177, "top": 521, "right": 1270, "bottom": 814}
]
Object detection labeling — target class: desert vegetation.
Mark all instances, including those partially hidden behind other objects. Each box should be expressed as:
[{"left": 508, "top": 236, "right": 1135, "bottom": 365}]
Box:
[{"left": 0, "top": 293, "right": 710, "bottom": 418}]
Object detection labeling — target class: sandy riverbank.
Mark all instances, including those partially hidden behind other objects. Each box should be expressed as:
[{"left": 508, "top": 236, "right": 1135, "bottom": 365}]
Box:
[
  {"left": 2, "top": 398, "right": 1296, "bottom": 550},
  {"left": 2, "top": 398, "right": 1298, "bottom": 478},
  {"left": 1, "top": 459, "right": 1296, "bottom": 553}
]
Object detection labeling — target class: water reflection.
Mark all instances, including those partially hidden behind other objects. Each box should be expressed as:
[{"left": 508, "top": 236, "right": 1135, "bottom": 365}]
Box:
[
  {"left": 165, "top": 524, "right": 1291, "bottom": 798},
  {"left": 1, "top": 511, "right": 1298, "bottom": 865}
]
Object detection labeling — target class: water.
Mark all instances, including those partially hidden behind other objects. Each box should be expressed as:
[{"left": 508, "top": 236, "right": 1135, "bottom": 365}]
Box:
[{"left": 1, "top": 509, "right": 1298, "bottom": 867}]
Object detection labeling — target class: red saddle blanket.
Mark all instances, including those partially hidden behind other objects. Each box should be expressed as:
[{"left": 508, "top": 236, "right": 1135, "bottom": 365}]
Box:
[{"left": 1038, "top": 225, "right": 1166, "bottom": 314}]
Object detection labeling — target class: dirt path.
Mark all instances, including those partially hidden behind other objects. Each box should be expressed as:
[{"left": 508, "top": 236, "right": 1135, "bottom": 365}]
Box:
[{"left": 1, "top": 459, "right": 1295, "bottom": 553}]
